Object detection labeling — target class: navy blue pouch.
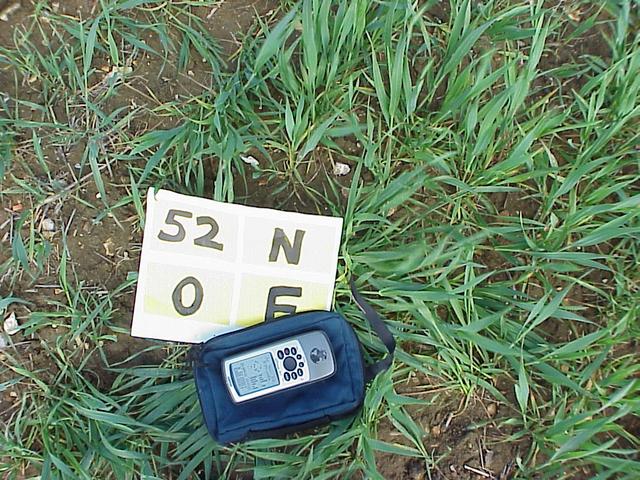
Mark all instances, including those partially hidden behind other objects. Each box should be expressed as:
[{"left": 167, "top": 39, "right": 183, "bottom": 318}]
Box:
[{"left": 191, "top": 280, "right": 395, "bottom": 444}]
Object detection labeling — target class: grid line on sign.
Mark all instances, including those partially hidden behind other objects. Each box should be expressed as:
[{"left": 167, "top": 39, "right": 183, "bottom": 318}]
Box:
[{"left": 140, "top": 249, "right": 336, "bottom": 284}]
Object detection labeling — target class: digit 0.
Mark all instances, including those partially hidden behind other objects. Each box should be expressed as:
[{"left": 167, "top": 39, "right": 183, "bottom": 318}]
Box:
[{"left": 172, "top": 276, "right": 204, "bottom": 316}]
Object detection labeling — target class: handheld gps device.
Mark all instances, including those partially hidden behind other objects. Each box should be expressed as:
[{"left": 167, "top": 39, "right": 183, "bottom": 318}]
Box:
[
  {"left": 192, "top": 279, "right": 396, "bottom": 443},
  {"left": 222, "top": 330, "right": 335, "bottom": 403}
]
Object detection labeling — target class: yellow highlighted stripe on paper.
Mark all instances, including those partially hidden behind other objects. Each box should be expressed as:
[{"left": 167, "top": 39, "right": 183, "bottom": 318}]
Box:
[{"left": 143, "top": 262, "right": 233, "bottom": 325}]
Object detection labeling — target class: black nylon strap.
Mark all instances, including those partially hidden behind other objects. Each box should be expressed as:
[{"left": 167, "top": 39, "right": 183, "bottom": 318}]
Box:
[{"left": 349, "top": 278, "right": 396, "bottom": 382}]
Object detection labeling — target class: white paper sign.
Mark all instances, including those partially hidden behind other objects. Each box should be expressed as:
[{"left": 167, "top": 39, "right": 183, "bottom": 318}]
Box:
[{"left": 131, "top": 189, "right": 343, "bottom": 343}]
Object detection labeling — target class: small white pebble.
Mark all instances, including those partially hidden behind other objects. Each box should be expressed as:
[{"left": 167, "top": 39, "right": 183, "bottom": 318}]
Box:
[
  {"left": 41, "top": 218, "right": 55, "bottom": 232},
  {"left": 3, "top": 312, "right": 19, "bottom": 335},
  {"left": 333, "top": 162, "right": 351, "bottom": 176},
  {"left": 0, "top": 2, "right": 21, "bottom": 22},
  {"left": 240, "top": 155, "right": 259, "bottom": 168}
]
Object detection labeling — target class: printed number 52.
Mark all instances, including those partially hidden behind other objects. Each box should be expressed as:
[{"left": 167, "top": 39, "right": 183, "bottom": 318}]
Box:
[{"left": 158, "top": 209, "right": 223, "bottom": 251}]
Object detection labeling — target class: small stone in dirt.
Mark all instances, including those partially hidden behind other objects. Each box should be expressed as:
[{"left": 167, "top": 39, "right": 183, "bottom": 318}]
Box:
[
  {"left": 0, "top": 2, "right": 20, "bottom": 21},
  {"left": 487, "top": 403, "right": 497, "bottom": 417},
  {"left": 240, "top": 155, "right": 259, "bottom": 168},
  {"left": 566, "top": 7, "right": 582, "bottom": 22},
  {"left": 41, "top": 218, "right": 56, "bottom": 232},
  {"left": 3, "top": 312, "right": 19, "bottom": 335},
  {"left": 103, "top": 238, "right": 116, "bottom": 257},
  {"left": 431, "top": 425, "right": 442, "bottom": 437},
  {"left": 105, "top": 65, "right": 133, "bottom": 81},
  {"left": 333, "top": 162, "right": 351, "bottom": 176}
]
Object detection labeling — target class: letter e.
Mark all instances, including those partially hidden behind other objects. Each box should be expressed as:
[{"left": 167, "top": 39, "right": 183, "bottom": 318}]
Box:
[{"left": 265, "top": 286, "right": 302, "bottom": 321}]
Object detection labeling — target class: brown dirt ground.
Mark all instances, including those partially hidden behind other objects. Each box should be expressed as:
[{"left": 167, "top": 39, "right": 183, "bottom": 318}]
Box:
[
  {"left": 375, "top": 374, "right": 528, "bottom": 480},
  {"left": 0, "top": 1, "right": 625, "bottom": 480},
  {"left": 0, "top": 0, "right": 282, "bottom": 463}
]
